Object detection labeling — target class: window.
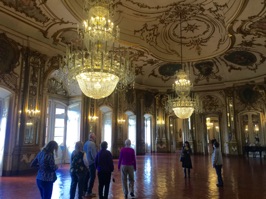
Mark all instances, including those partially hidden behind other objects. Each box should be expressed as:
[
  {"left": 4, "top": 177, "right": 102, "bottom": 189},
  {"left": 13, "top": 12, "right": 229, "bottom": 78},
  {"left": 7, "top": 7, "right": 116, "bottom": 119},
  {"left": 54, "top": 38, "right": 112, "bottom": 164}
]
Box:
[
  {"left": 103, "top": 112, "right": 112, "bottom": 152},
  {"left": 128, "top": 115, "right": 136, "bottom": 151},
  {"left": 66, "top": 103, "right": 81, "bottom": 155}
]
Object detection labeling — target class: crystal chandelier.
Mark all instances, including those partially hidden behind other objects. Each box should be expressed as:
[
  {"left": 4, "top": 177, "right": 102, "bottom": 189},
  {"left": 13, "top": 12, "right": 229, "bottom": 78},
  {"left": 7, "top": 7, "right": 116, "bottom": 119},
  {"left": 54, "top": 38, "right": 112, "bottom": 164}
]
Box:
[
  {"left": 168, "top": 69, "right": 199, "bottom": 119},
  {"left": 167, "top": 14, "right": 199, "bottom": 119},
  {"left": 64, "top": 0, "right": 134, "bottom": 99}
]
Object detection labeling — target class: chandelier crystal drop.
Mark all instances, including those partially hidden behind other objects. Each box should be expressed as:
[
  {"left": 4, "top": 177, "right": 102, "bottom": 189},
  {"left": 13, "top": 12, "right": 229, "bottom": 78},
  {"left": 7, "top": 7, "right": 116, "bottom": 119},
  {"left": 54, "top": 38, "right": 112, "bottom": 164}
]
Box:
[{"left": 63, "top": 0, "right": 134, "bottom": 99}]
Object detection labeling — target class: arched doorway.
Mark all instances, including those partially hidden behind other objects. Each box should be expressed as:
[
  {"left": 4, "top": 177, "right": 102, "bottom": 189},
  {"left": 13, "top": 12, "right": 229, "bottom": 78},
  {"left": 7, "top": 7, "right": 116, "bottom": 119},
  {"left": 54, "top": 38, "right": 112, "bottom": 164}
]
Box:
[
  {"left": 100, "top": 106, "right": 113, "bottom": 152},
  {"left": 205, "top": 115, "right": 221, "bottom": 154},
  {"left": 126, "top": 111, "right": 136, "bottom": 151},
  {"left": 0, "top": 87, "right": 12, "bottom": 176},
  {"left": 144, "top": 114, "right": 152, "bottom": 153},
  {"left": 46, "top": 100, "right": 69, "bottom": 164}
]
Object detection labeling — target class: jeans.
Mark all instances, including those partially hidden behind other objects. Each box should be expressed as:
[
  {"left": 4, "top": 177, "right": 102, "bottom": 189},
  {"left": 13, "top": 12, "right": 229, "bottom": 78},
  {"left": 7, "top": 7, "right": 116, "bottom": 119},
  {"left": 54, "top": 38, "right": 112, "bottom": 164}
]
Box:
[
  {"left": 121, "top": 165, "right": 134, "bottom": 195},
  {"left": 98, "top": 171, "right": 111, "bottom": 199},
  {"left": 215, "top": 165, "right": 223, "bottom": 185},
  {"left": 70, "top": 172, "right": 86, "bottom": 199},
  {"left": 36, "top": 179, "right": 54, "bottom": 199},
  {"left": 87, "top": 164, "right": 96, "bottom": 194}
]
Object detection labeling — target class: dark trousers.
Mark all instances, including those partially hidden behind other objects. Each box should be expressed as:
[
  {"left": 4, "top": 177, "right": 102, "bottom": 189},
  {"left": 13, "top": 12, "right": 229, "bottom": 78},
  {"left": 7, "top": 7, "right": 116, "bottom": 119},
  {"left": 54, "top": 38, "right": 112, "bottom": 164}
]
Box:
[
  {"left": 36, "top": 179, "right": 54, "bottom": 199},
  {"left": 215, "top": 165, "right": 223, "bottom": 185},
  {"left": 70, "top": 172, "right": 86, "bottom": 199},
  {"left": 98, "top": 171, "right": 112, "bottom": 199},
  {"left": 84, "top": 170, "right": 90, "bottom": 193},
  {"left": 87, "top": 164, "right": 96, "bottom": 194}
]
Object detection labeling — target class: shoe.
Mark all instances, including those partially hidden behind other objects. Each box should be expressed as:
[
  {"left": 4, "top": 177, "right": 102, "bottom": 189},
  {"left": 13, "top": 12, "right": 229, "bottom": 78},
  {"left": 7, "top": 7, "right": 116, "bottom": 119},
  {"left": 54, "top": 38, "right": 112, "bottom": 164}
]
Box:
[
  {"left": 130, "top": 192, "right": 136, "bottom": 198},
  {"left": 216, "top": 184, "right": 223, "bottom": 187},
  {"left": 124, "top": 193, "right": 128, "bottom": 198}
]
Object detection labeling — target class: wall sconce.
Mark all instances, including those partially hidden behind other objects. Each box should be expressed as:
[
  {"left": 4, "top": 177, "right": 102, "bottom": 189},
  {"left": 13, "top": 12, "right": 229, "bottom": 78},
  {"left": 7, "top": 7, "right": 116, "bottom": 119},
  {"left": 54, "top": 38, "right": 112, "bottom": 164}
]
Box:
[
  {"left": 26, "top": 109, "right": 40, "bottom": 118},
  {"left": 19, "top": 108, "right": 40, "bottom": 124},
  {"left": 254, "top": 124, "right": 259, "bottom": 134},
  {"left": 157, "top": 119, "right": 165, "bottom": 125},
  {"left": 117, "top": 118, "right": 126, "bottom": 124},
  {"left": 244, "top": 125, "right": 248, "bottom": 133},
  {"left": 89, "top": 115, "right": 98, "bottom": 122},
  {"left": 26, "top": 121, "right": 34, "bottom": 126}
]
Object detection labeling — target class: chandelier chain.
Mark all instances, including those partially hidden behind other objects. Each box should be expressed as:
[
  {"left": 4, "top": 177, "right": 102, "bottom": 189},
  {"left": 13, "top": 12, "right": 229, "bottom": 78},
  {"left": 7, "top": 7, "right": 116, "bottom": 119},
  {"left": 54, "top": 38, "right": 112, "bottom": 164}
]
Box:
[{"left": 167, "top": 10, "right": 200, "bottom": 119}]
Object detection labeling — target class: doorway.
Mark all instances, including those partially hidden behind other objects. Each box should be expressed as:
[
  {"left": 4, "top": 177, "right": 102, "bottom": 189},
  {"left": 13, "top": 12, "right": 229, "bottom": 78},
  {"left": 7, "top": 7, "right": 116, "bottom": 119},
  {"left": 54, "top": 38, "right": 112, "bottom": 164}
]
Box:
[
  {"left": 205, "top": 115, "right": 220, "bottom": 154},
  {"left": 0, "top": 88, "right": 11, "bottom": 176},
  {"left": 100, "top": 106, "right": 113, "bottom": 152},
  {"left": 46, "top": 100, "right": 68, "bottom": 164},
  {"left": 65, "top": 103, "right": 81, "bottom": 163},
  {"left": 127, "top": 112, "right": 136, "bottom": 151},
  {"left": 144, "top": 114, "right": 152, "bottom": 153}
]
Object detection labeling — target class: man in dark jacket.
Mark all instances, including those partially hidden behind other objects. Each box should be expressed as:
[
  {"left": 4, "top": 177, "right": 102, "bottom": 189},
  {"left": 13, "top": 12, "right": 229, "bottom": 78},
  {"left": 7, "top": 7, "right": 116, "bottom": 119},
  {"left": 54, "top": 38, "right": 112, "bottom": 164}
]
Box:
[{"left": 95, "top": 141, "right": 114, "bottom": 199}]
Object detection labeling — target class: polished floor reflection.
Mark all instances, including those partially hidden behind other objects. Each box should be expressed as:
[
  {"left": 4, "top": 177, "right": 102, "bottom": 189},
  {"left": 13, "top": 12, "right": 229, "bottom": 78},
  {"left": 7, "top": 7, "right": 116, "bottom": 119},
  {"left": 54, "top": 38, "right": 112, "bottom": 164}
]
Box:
[{"left": 0, "top": 153, "right": 265, "bottom": 199}]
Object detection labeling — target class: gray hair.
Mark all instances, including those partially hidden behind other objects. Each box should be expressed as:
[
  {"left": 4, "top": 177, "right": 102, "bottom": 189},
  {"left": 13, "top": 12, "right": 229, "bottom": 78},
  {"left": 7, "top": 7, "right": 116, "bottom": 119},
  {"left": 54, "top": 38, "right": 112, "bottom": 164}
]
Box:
[{"left": 125, "top": 139, "right": 131, "bottom": 147}]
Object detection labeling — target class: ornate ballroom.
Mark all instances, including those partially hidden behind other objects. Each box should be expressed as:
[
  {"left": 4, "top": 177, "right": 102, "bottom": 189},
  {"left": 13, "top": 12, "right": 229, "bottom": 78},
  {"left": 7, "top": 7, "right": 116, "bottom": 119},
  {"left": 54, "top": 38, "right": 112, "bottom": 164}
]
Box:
[{"left": 0, "top": 0, "right": 266, "bottom": 177}]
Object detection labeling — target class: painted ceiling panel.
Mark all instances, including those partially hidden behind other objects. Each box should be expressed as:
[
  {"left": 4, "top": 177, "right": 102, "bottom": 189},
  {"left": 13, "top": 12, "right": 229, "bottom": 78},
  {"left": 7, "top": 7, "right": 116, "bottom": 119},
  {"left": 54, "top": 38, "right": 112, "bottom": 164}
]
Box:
[{"left": 0, "top": 0, "right": 266, "bottom": 95}]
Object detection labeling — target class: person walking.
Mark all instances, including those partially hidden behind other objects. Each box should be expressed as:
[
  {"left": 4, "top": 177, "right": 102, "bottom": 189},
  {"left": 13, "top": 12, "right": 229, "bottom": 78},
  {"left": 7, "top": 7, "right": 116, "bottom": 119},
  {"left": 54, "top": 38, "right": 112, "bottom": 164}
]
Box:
[
  {"left": 30, "top": 141, "right": 58, "bottom": 199},
  {"left": 95, "top": 141, "right": 114, "bottom": 199},
  {"left": 180, "top": 141, "right": 192, "bottom": 178},
  {"left": 84, "top": 133, "right": 97, "bottom": 197},
  {"left": 70, "top": 141, "right": 88, "bottom": 199},
  {"left": 118, "top": 139, "right": 136, "bottom": 199},
  {"left": 212, "top": 141, "right": 224, "bottom": 187}
]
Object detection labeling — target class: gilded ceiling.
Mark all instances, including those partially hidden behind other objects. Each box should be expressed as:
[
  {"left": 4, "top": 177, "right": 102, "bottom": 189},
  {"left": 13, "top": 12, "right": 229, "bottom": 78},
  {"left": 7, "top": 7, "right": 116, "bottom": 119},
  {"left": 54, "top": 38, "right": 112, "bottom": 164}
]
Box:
[{"left": 0, "top": 0, "right": 266, "bottom": 95}]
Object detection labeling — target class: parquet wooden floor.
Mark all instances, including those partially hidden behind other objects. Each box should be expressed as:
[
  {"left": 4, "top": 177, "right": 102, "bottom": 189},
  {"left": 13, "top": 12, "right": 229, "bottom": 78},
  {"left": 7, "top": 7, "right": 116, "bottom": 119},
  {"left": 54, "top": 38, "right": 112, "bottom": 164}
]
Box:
[{"left": 0, "top": 153, "right": 265, "bottom": 199}]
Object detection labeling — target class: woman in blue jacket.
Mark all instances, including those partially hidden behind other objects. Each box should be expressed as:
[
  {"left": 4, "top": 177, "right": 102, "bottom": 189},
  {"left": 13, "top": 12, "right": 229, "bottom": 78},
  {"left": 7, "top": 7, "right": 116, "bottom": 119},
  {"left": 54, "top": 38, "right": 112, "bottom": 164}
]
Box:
[{"left": 31, "top": 141, "right": 58, "bottom": 199}]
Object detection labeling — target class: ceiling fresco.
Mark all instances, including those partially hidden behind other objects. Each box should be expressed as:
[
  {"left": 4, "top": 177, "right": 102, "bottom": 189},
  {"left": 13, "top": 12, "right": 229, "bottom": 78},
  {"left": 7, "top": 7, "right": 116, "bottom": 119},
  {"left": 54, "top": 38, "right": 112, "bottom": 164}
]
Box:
[{"left": 1, "top": 0, "right": 266, "bottom": 95}]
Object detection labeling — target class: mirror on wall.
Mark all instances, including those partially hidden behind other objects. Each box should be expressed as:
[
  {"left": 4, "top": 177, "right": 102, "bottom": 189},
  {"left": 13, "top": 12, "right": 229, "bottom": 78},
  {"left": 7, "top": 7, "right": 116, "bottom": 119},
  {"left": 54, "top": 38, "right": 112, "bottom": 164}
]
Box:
[
  {"left": 240, "top": 112, "right": 261, "bottom": 146},
  {"left": 205, "top": 115, "right": 220, "bottom": 153},
  {"left": 168, "top": 116, "right": 183, "bottom": 151},
  {"left": 24, "top": 125, "right": 34, "bottom": 144},
  {"left": 226, "top": 97, "right": 235, "bottom": 142}
]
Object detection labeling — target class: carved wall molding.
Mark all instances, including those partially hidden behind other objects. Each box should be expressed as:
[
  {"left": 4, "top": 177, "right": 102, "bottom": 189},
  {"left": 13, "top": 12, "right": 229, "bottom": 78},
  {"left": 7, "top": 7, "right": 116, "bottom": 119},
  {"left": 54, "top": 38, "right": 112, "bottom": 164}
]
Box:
[
  {"left": 235, "top": 84, "right": 265, "bottom": 113},
  {"left": 201, "top": 93, "right": 224, "bottom": 113},
  {"left": 0, "top": 33, "right": 20, "bottom": 91},
  {"left": 47, "top": 78, "right": 68, "bottom": 96}
]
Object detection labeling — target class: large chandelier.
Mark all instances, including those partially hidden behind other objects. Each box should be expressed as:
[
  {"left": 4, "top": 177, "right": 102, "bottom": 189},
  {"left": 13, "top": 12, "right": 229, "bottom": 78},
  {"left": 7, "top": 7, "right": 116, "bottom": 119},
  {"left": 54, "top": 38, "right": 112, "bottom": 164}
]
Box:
[
  {"left": 168, "top": 69, "right": 199, "bottom": 119},
  {"left": 167, "top": 14, "right": 199, "bottom": 119},
  {"left": 64, "top": 0, "right": 134, "bottom": 99}
]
